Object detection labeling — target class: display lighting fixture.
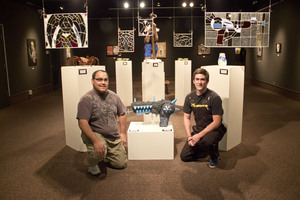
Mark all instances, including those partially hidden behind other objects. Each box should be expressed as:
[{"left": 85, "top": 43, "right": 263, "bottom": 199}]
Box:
[
  {"left": 140, "top": 2, "right": 145, "bottom": 8},
  {"left": 182, "top": 2, "right": 187, "bottom": 7},
  {"left": 189, "top": 2, "right": 194, "bottom": 7},
  {"left": 124, "top": 2, "right": 129, "bottom": 8}
]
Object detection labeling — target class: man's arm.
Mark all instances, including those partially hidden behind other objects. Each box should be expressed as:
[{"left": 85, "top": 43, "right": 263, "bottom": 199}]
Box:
[
  {"left": 189, "top": 115, "right": 222, "bottom": 146},
  {"left": 183, "top": 113, "right": 192, "bottom": 137},
  {"left": 118, "top": 114, "right": 127, "bottom": 145},
  {"left": 78, "top": 119, "right": 106, "bottom": 156}
]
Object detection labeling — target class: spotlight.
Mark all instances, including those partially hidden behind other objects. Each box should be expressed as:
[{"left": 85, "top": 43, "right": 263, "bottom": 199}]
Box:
[
  {"left": 182, "top": 2, "right": 187, "bottom": 7},
  {"left": 140, "top": 2, "right": 145, "bottom": 8},
  {"left": 189, "top": 2, "right": 194, "bottom": 7},
  {"left": 124, "top": 2, "right": 129, "bottom": 8}
]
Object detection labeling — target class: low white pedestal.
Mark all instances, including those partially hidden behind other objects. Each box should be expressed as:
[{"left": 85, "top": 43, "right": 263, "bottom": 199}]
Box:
[
  {"left": 175, "top": 60, "right": 192, "bottom": 106},
  {"left": 127, "top": 122, "right": 174, "bottom": 160},
  {"left": 202, "top": 65, "right": 244, "bottom": 151},
  {"left": 115, "top": 60, "right": 133, "bottom": 106},
  {"left": 61, "top": 65, "right": 106, "bottom": 152},
  {"left": 142, "top": 60, "right": 165, "bottom": 123}
]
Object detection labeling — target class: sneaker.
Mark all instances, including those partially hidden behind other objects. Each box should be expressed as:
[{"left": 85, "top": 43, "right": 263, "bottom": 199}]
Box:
[
  {"left": 209, "top": 158, "right": 219, "bottom": 169},
  {"left": 88, "top": 165, "right": 101, "bottom": 176}
]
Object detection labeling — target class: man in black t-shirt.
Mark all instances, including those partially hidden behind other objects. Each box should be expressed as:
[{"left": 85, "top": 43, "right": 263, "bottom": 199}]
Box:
[{"left": 180, "top": 68, "right": 227, "bottom": 168}]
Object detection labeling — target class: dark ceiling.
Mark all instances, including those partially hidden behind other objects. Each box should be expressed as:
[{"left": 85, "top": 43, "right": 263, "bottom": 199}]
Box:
[{"left": 22, "top": 0, "right": 283, "bottom": 19}]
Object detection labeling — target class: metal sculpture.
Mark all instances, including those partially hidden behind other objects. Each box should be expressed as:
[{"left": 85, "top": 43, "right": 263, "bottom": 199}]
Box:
[
  {"left": 131, "top": 98, "right": 180, "bottom": 127},
  {"left": 66, "top": 56, "right": 99, "bottom": 66}
]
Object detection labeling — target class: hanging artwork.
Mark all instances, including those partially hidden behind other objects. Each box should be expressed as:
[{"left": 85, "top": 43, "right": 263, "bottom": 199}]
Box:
[
  {"left": 205, "top": 12, "right": 270, "bottom": 47},
  {"left": 27, "top": 39, "right": 37, "bottom": 66},
  {"left": 197, "top": 44, "right": 210, "bottom": 55},
  {"left": 138, "top": 18, "right": 153, "bottom": 36},
  {"left": 43, "top": 13, "right": 88, "bottom": 49},
  {"left": 173, "top": 32, "right": 193, "bottom": 47},
  {"left": 118, "top": 29, "right": 134, "bottom": 52}
]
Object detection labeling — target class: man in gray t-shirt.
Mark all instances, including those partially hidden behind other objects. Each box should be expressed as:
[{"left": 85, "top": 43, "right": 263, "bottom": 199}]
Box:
[{"left": 77, "top": 70, "right": 127, "bottom": 176}]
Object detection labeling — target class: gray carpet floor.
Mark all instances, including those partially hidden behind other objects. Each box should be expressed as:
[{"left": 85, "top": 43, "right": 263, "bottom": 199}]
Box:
[{"left": 0, "top": 79, "right": 299, "bottom": 200}]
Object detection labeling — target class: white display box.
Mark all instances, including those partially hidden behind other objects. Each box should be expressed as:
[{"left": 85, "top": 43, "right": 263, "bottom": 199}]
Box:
[
  {"left": 202, "top": 65, "right": 244, "bottom": 151},
  {"left": 115, "top": 61, "right": 133, "bottom": 106},
  {"left": 142, "top": 60, "right": 165, "bottom": 123},
  {"left": 127, "top": 122, "right": 174, "bottom": 160},
  {"left": 61, "top": 65, "right": 105, "bottom": 152},
  {"left": 175, "top": 60, "right": 192, "bottom": 106}
]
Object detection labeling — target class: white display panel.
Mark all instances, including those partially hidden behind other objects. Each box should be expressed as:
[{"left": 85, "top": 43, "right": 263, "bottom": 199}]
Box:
[
  {"left": 142, "top": 60, "right": 165, "bottom": 123},
  {"left": 127, "top": 122, "right": 174, "bottom": 160},
  {"left": 175, "top": 60, "right": 192, "bottom": 106},
  {"left": 202, "top": 65, "right": 244, "bottom": 151},
  {"left": 115, "top": 61, "right": 133, "bottom": 107},
  {"left": 61, "top": 65, "right": 105, "bottom": 152}
]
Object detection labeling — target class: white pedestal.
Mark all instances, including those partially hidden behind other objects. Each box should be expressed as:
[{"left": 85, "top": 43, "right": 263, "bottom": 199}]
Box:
[
  {"left": 61, "top": 65, "right": 106, "bottom": 152},
  {"left": 175, "top": 60, "right": 192, "bottom": 106},
  {"left": 202, "top": 65, "right": 244, "bottom": 151},
  {"left": 142, "top": 60, "right": 165, "bottom": 123},
  {"left": 115, "top": 61, "right": 133, "bottom": 106},
  {"left": 127, "top": 122, "right": 174, "bottom": 160}
]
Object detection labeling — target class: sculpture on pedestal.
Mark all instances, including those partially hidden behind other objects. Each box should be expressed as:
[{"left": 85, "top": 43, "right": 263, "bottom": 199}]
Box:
[{"left": 131, "top": 98, "right": 179, "bottom": 127}]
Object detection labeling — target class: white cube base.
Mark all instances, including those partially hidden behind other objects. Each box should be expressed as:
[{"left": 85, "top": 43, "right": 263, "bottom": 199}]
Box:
[
  {"left": 127, "top": 122, "right": 174, "bottom": 160},
  {"left": 175, "top": 60, "right": 192, "bottom": 106}
]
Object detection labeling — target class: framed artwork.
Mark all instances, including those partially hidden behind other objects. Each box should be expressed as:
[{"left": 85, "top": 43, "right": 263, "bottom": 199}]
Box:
[
  {"left": 276, "top": 43, "right": 282, "bottom": 53},
  {"left": 257, "top": 47, "right": 263, "bottom": 60},
  {"left": 197, "top": 44, "right": 210, "bottom": 55},
  {"left": 156, "top": 42, "right": 166, "bottom": 58},
  {"left": 27, "top": 39, "right": 37, "bottom": 66},
  {"left": 106, "top": 45, "right": 121, "bottom": 57}
]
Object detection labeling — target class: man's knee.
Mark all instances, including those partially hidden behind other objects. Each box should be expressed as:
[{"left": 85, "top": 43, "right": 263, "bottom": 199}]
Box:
[{"left": 109, "top": 160, "right": 127, "bottom": 169}]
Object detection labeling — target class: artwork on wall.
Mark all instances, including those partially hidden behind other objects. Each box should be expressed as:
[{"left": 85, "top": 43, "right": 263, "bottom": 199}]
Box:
[
  {"left": 106, "top": 45, "right": 121, "bottom": 57},
  {"left": 205, "top": 12, "right": 270, "bottom": 47},
  {"left": 156, "top": 42, "right": 166, "bottom": 58},
  {"left": 44, "top": 13, "right": 88, "bottom": 49},
  {"left": 118, "top": 29, "right": 134, "bottom": 52},
  {"left": 257, "top": 47, "right": 263, "bottom": 60},
  {"left": 27, "top": 39, "right": 37, "bottom": 66},
  {"left": 197, "top": 44, "right": 210, "bottom": 55},
  {"left": 173, "top": 32, "right": 193, "bottom": 47},
  {"left": 276, "top": 43, "right": 282, "bottom": 53}
]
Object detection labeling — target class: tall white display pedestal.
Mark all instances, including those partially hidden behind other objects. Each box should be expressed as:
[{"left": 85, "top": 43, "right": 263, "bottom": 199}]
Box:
[
  {"left": 61, "top": 65, "right": 105, "bottom": 152},
  {"left": 127, "top": 122, "right": 174, "bottom": 160},
  {"left": 202, "top": 65, "right": 244, "bottom": 151},
  {"left": 142, "top": 60, "right": 165, "bottom": 122},
  {"left": 115, "top": 60, "right": 133, "bottom": 106},
  {"left": 175, "top": 60, "right": 192, "bottom": 106}
]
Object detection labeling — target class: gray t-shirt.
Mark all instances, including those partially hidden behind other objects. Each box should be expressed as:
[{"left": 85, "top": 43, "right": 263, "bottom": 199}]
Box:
[{"left": 77, "top": 89, "right": 126, "bottom": 139}]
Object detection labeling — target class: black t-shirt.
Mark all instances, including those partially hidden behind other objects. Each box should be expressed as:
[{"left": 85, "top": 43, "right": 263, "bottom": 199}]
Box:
[{"left": 183, "top": 89, "right": 224, "bottom": 128}]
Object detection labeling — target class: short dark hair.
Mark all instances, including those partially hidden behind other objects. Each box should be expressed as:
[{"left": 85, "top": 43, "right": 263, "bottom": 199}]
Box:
[
  {"left": 92, "top": 70, "right": 108, "bottom": 79},
  {"left": 192, "top": 68, "right": 209, "bottom": 81}
]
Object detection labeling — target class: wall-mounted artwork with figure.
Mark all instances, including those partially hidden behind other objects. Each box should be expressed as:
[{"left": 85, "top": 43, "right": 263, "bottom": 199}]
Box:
[{"left": 27, "top": 39, "right": 37, "bottom": 66}]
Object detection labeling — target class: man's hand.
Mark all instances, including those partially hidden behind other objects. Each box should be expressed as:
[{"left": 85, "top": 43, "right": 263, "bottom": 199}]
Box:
[
  {"left": 188, "top": 134, "right": 202, "bottom": 146},
  {"left": 94, "top": 140, "right": 106, "bottom": 157},
  {"left": 120, "top": 133, "right": 127, "bottom": 145}
]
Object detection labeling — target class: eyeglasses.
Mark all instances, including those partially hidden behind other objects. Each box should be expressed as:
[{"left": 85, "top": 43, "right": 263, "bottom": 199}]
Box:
[{"left": 94, "top": 78, "right": 108, "bottom": 82}]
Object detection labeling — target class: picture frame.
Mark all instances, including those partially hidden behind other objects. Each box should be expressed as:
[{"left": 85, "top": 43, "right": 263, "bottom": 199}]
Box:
[
  {"left": 197, "top": 44, "right": 210, "bottom": 55},
  {"left": 257, "top": 47, "right": 263, "bottom": 60},
  {"left": 106, "top": 45, "right": 121, "bottom": 57},
  {"left": 27, "top": 39, "right": 37, "bottom": 66},
  {"left": 276, "top": 43, "right": 282, "bottom": 53},
  {"left": 156, "top": 42, "right": 166, "bottom": 58}
]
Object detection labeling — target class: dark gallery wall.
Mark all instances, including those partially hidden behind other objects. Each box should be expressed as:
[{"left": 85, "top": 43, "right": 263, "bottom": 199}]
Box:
[
  {"left": 0, "top": 0, "right": 298, "bottom": 108},
  {"left": 0, "top": 2, "right": 51, "bottom": 97},
  {"left": 246, "top": 0, "right": 300, "bottom": 93}
]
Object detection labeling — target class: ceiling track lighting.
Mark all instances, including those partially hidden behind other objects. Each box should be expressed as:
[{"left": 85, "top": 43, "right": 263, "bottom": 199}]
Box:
[
  {"left": 124, "top": 2, "right": 129, "bottom": 8},
  {"left": 182, "top": 1, "right": 194, "bottom": 8}
]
